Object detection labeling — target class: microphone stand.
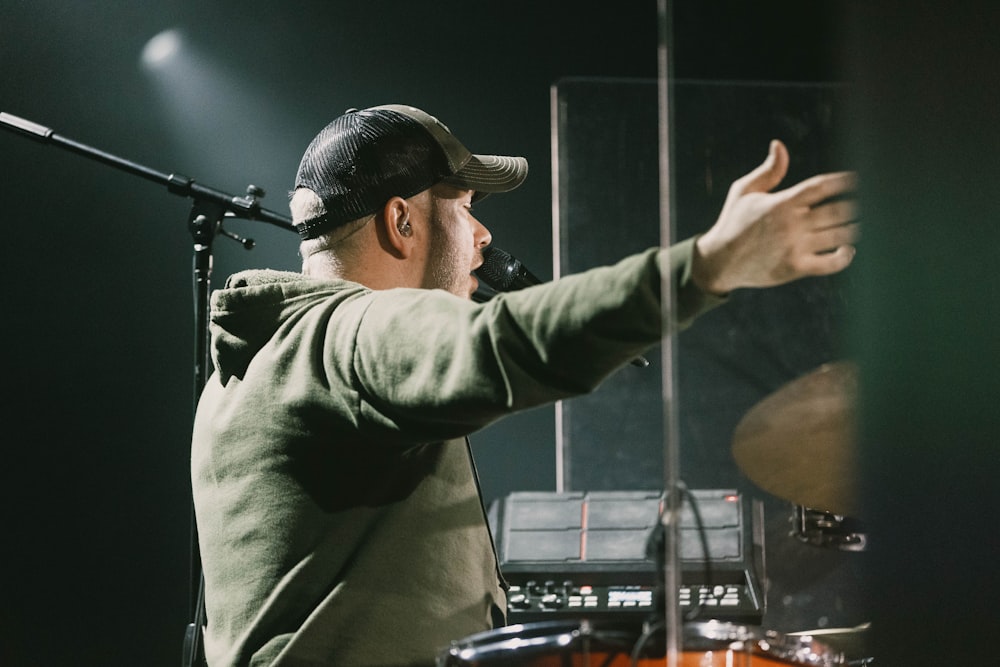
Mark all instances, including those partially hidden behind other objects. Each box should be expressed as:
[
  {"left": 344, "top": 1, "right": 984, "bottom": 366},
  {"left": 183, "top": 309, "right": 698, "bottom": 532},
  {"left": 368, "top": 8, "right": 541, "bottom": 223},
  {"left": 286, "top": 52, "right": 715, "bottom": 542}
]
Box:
[{"left": 0, "top": 112, "right": 296, "bottom": 667}]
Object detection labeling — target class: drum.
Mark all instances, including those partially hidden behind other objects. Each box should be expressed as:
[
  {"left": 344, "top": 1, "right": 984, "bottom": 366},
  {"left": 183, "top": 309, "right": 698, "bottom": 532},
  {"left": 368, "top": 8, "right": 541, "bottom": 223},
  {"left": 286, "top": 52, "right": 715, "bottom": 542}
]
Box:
[{"left": 438, "top": 619, "right": 845, "bottom": 666}]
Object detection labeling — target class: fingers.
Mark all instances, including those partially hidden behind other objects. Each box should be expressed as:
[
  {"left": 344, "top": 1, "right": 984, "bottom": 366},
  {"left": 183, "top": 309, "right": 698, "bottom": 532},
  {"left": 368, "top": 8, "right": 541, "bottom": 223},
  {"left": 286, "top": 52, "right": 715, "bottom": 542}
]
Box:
[
  {"left": 790, "top": 223, "right": 860, "bottom": 280},
  {"left": 810, "top": 222, "right": 861, "bottom": 251},
  {"left": 795, "top": 243, "right": 857, "bottom": 277},
  {"left": 782, "top": 170, "right": 857, "bottom": 206},
  {"left": 731, "top": 139, "right": 790, "bottom": 196},
  {"left": 807, "top": 198, "right": 858, "bottom": 229}
]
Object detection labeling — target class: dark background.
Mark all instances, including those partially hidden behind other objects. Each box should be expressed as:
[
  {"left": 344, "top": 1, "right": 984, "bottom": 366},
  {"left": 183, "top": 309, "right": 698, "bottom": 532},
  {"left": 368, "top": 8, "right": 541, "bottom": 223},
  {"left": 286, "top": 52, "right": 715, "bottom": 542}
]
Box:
[{"left": 3, "top": 1, "right": 998, "bottom": 665}]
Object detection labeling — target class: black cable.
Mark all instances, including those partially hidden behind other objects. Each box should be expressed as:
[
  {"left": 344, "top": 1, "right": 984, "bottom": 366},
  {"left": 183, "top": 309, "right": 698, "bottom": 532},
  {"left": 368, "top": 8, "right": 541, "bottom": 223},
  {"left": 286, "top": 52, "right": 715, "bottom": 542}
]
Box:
[
  {"left": 635, "top": 483, "right": 716, "bottom": 666},
  {"left": 181, "top": 577, "right": 206, "bottom": 667},
  {"left": 629, "top": 619, "right": 666, "bottom": 667},
  {"left": 679, "top": 484, "right": 714, "bottom": 622}
]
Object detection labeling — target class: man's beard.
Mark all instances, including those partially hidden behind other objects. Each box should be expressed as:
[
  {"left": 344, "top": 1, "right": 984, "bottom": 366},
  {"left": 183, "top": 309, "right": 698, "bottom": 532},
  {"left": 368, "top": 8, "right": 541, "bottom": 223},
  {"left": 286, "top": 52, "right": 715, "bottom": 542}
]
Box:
[{"left": 425, "top": 202, "right": 471, "bottom": 297}]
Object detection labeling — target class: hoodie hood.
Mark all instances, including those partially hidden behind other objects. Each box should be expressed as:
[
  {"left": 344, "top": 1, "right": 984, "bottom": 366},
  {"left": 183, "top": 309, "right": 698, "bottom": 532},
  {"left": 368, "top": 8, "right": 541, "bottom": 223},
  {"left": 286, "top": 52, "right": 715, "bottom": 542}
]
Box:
[{"left": 208, "top": 269, "right": 364, "bottom": 385}]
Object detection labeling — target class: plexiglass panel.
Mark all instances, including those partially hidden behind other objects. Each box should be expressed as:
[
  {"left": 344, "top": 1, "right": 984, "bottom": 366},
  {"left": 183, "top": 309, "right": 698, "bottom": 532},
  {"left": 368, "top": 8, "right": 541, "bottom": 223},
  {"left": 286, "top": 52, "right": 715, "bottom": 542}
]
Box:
[{"left": 552, "top": 77, "right": 867, "bottom": 636}]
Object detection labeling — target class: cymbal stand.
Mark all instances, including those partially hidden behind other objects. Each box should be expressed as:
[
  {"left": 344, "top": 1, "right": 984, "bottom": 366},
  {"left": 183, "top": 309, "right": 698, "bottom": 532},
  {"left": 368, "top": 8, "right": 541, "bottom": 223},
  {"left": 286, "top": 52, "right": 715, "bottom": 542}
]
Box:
[{"left": 656, "top": 1, "right": 682, "bottom": 665}]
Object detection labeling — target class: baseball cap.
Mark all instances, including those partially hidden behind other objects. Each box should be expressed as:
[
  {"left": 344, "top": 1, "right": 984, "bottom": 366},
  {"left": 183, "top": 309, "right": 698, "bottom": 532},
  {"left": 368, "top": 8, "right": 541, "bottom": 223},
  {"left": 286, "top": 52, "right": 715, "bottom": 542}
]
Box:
[{"left": 293, "top": 104, "right": 528, "bottom": 240}]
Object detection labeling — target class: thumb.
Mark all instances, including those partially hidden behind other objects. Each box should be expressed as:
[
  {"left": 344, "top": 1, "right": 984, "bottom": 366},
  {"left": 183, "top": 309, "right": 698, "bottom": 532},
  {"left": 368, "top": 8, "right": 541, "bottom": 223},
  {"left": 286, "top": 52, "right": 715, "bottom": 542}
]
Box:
[{"left": 733, "top": 139, "right": 789, "bottom": 195}]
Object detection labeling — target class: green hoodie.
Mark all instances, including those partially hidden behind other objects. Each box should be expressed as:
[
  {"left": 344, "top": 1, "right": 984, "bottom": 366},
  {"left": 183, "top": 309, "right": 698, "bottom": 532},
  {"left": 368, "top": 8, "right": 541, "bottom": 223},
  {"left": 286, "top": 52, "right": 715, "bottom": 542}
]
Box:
[{"left": 191, "top": 239, "right": 722, "bottom": 667}]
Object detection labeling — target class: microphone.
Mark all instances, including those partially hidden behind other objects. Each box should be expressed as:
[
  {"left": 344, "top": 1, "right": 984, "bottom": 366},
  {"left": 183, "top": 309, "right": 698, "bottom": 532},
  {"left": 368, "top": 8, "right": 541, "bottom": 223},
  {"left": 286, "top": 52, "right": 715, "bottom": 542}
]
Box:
[
  {"left": 474, "top": 246, "right": 649, "bottom": 369},
  {"left": 475, "top": 246, "right": 543, "bottom": 292}
]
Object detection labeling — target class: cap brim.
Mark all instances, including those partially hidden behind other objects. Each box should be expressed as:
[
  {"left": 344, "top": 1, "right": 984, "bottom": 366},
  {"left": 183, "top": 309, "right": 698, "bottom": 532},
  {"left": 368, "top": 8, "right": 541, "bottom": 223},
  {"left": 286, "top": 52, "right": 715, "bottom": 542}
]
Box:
[{"left": 444, "top": 154, "right": 528, "bottom": 194}]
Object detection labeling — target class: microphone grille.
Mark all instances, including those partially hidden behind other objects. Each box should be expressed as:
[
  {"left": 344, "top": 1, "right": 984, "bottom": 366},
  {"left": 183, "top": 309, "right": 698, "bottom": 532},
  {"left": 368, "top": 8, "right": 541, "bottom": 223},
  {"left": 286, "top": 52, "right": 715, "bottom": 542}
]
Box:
[{"left": 477, "top": 246, "right": 518, "bottom": 291}]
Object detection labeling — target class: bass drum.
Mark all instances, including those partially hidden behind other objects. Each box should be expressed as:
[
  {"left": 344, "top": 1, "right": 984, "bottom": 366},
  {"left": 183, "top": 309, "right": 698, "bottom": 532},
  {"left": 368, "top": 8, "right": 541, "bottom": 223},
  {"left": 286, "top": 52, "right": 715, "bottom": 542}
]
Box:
[{"left": 439, "top": 619, "right": 845, "bottom": 666}]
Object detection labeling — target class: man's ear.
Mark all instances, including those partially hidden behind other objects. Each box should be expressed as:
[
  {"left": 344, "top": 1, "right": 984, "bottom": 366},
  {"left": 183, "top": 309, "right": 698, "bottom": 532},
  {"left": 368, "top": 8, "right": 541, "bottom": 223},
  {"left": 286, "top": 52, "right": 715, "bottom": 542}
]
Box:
[{"left": 380, "top": 196, "right": 415, "bottom": 258}]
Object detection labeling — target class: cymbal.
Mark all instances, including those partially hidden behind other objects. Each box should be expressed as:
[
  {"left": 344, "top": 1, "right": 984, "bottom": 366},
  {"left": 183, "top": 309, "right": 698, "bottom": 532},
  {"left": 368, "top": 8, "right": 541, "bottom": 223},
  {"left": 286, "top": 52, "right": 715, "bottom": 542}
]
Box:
[
  {"left": 732, "top": 361, "right": 859, "bottom": 517},
  {"left": 788, "top": 623, "right": 871, "bottom": 659}
]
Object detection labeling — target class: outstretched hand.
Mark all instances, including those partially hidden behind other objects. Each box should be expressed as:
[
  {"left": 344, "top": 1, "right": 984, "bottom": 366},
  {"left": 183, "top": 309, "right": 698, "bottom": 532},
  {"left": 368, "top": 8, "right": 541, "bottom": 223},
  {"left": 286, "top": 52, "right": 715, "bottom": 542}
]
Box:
[{"left": 691, "top": 139, "right": 859, "bottom": 295}]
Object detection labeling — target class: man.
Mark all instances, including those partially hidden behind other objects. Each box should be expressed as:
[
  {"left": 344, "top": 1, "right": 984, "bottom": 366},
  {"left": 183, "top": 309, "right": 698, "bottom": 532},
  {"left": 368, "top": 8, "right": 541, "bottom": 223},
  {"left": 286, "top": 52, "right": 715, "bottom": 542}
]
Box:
[{"left": 191, "top": 104, "right": 857, "bottom": 667}]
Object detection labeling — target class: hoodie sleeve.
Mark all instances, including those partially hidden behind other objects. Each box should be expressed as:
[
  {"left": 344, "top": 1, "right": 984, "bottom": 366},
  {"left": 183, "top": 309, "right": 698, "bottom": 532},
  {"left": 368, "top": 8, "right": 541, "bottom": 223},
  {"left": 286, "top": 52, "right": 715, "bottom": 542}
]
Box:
[{"left": 344, "top": 239, "right": 725, "bottom": 443}]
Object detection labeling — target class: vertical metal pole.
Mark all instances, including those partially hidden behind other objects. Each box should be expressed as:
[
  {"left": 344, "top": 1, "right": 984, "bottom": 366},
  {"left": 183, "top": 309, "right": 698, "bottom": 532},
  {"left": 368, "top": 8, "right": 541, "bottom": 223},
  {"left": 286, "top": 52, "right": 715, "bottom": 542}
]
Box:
[
  {"left": 657, "top": 0, "right": 681, "bottom": 665},
  {"left": 184, "top": 205, "right": 221, "bottom": 667},
  {"left": 550, "top": 83, "right": 566, "bottom": 494}
]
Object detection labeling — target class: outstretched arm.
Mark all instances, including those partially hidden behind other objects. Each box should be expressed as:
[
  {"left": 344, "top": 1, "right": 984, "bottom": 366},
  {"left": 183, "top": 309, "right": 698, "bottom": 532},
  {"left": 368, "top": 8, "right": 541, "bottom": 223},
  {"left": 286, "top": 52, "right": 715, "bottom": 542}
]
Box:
[{"left": 691, "top": 139, "right": 859, "bottom": 295}]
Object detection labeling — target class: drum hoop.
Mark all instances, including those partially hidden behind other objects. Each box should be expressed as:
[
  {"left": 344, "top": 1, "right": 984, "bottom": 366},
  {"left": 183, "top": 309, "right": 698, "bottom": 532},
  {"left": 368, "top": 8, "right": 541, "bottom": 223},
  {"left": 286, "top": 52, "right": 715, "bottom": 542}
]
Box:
[
  {"left": 445, "top": 619, "right": 843, "bottom": 666},
  {"left": 684, "top": 621, "right": 844, "bottom": 666}
]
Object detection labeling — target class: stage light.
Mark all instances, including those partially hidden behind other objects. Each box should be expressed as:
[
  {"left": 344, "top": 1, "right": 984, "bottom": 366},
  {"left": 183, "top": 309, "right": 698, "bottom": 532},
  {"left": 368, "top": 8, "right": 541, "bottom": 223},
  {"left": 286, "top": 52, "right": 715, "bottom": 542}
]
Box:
[
  {"left": 137, "top": 29, "right": 306, "bottom": 272},
  {"left": 141, "top": 29, "right": 182, "bottom": 69}
]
